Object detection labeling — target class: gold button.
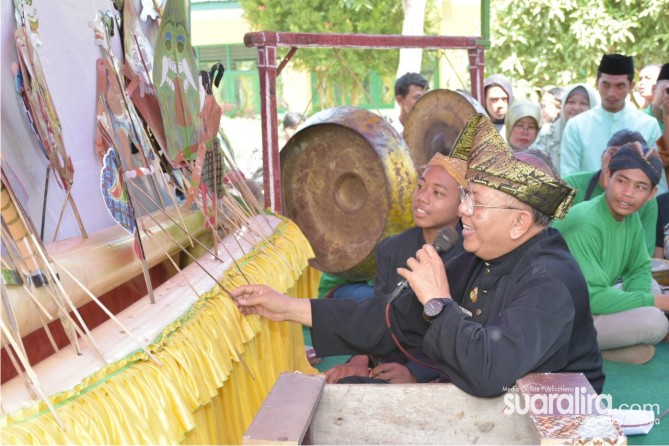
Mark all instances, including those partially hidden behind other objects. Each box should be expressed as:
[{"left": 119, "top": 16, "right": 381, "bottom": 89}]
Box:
[{"left": 476, "top": 309, "right": 482, "bottom": 316}]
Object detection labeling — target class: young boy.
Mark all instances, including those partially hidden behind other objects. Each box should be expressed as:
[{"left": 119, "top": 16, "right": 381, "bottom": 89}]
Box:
[
  {"left": 324, "top": 153, "right": 465, "bottom": 384},
  {"left": 553, "top": 143, "right": 669, "bottom": 364}
]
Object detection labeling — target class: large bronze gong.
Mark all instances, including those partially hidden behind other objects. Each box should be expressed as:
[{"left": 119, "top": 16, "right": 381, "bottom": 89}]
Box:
[
  {"left": 403, "top": 89, "right": 479, "bottom": 166},
  {"left": 281, "top": 107, "right": 417, "bottom": 282}
]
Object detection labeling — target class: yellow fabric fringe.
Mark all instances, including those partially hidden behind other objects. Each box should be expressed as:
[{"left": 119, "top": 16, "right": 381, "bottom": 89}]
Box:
[
  {"left": 1, "top": 216, "right": 318, "bottom": 445},
  {"left": 285, "top": 266, "right": 322, "bottom": 299}
]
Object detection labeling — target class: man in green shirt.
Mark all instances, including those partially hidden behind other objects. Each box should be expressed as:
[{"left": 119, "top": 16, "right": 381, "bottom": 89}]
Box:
[
  {"left": 554, "top": 143, "right": 669, "bottom": 364},
  {"left": 563, "top": 130, "right": 658, "bottom": 256}
]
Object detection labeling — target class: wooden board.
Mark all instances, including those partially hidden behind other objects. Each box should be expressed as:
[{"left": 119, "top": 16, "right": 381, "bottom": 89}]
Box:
[
  {"left": 243, "top": 372, "right": 326, "bottom": 445},
  {"left": 245, "top": 372, "right": 627, "bottom": 445},
  {"left": 309, "top": 383, "right": 535, "bottom": 444}
]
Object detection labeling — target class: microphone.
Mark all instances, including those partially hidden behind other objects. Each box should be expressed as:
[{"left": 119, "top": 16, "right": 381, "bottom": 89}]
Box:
[{"left": 387, "top": 226, "right": 459, "bottom": 303}]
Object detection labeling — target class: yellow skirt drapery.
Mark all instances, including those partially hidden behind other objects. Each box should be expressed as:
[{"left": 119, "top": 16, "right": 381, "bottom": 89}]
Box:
[{"left": 1, "top": 216, "right": 317, "bottom": 445}]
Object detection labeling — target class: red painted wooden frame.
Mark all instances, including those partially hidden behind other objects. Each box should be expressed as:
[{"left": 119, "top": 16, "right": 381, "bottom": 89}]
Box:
[{"left": 244, "top": 31, "right": 486, "bottom": 211}]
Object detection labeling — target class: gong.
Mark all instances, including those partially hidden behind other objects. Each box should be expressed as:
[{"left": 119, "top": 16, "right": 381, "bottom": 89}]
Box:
[
  {"left": 403, "top": 89, "right": 479, "bottom": 167},
  {"left": 281, "top": 106, "right": 417, "bottom": 282}
]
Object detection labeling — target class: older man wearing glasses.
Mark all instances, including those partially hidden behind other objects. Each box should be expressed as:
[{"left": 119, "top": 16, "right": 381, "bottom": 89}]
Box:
[{"left": 232, "top": 114, "right": 604, "bottom": 398}]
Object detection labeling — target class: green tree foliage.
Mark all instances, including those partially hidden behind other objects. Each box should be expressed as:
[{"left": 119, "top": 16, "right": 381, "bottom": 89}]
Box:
[
  {"left": 238, "top": 0, "right": 405, "bottom": 108},
  {"left": 487, "top": 0, "right": 669, "bottom": 94}
]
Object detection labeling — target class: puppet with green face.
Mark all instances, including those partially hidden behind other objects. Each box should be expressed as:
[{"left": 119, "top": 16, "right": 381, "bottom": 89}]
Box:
[{"left": 153, "top": 0, "right": 202, "bottom": 168}]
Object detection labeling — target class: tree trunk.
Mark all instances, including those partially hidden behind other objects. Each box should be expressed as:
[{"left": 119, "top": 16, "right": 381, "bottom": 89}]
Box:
[{"left": 396, "top": 0, "right": 427, "bottom": 79}]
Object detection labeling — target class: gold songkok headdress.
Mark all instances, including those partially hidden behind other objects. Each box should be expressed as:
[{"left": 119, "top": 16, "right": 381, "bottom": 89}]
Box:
[
  {"left": 426, "top": 153, "right": 467, "bottom": 187},
  {"left": 459, "top": 113, "right": 575, "bottom": 219}
]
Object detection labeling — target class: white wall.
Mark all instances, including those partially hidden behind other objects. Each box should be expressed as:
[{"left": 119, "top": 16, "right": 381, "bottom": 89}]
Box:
[{"left": 1, "top": 1, "right": 149, "bottom": 241}]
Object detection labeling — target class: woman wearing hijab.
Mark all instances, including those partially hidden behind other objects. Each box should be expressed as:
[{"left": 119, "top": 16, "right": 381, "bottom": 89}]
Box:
[
  {"left": 505, "top": 101, "right": 542, "bottom": 152},
  {"left": 535, "top": 84, "right": 598, "bottom": 175}
]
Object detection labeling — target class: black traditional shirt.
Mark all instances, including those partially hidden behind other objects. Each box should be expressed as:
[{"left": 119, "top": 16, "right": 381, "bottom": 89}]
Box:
[
  {"left": 372, "top": 225, "right": 465, "bottom": 382},
  {"left": 310, "top": 228, "right": 604, "bottom": 397}
]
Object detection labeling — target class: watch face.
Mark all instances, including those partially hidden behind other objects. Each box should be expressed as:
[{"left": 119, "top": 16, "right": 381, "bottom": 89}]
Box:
[{"left": 424, "top": 298, "right": 446, "bottom": 318}]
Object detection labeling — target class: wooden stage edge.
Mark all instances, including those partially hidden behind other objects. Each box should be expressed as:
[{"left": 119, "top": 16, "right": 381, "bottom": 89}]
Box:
[{"left": 244, "top": 372, "right": 627, "bottom": 445}]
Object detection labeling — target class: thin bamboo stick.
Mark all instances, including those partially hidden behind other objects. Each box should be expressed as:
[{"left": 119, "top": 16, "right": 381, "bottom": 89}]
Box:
[
  {"left": 1, "top": 338, "right": 38, "bottom": 399},
  {"left": 136, "top": 219, "right": 254, "bottom": 381},
  {"left": 51, "top": 258, "right": 161, "bottom": 366},
  {"left": 31, "top": 236, "right": 106, "bottom": 363},
  {"left": 127, "top": 181, "right": 225, "bottom": 262},
  {"left": 129, "top": 195, "right": 236, "bottom": 300},
  {"left": 0, "top": 320, "right": 65, "bottom": 429}
]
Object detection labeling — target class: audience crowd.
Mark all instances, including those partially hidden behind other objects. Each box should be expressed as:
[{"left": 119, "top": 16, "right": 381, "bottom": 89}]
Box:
[{"left": 267, "top": 56, "right": 669, "bottom": 389}]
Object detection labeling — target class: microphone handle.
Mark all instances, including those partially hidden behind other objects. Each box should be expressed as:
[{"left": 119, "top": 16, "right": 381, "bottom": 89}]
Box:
[
  {"left": 388, "top": 243, "right": 447, "bottom": 305},
  {"left": 388, "top": 279, "right": 409, "bottom": 304}
]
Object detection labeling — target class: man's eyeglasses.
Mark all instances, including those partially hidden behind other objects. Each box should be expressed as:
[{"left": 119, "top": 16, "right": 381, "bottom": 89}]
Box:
[{"left": 459, "top": 187, "right": 522, "bottom": 216}]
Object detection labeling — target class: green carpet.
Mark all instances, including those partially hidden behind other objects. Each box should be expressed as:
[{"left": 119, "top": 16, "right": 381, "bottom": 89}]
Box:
[
  {"left": 304, "top": 327, "right": 667, "bottom": 444},
  {"left": 602, "top": 342, "right": 668, "bottom": 445}
]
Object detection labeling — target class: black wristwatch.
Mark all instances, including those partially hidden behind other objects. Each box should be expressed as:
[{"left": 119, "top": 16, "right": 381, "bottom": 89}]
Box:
[{"left": 423, "top": 298, "right": 451, "bottom": 321}]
